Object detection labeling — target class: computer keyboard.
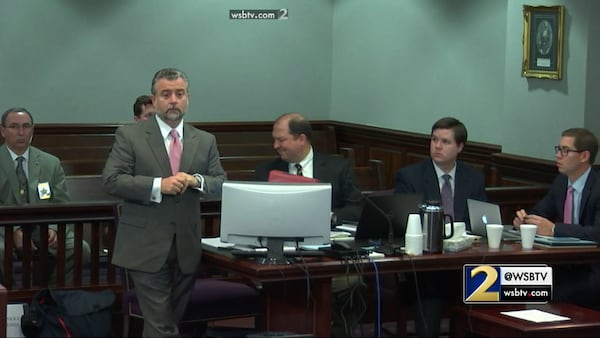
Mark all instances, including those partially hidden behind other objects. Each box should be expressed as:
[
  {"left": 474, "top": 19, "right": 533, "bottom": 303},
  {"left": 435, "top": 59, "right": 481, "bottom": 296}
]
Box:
[{"left": 229, "top": 249, "right": 325, "bottom": 258}]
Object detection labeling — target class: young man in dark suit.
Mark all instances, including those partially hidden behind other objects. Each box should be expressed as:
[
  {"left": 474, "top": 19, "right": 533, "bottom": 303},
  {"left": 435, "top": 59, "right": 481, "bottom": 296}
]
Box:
[
  {"left": 514, "top": 127, "right": 600, "bottom": 309},
  {"left": 395, "top": 117, "right": 486, "bottom": 337},
  {"left": 103, "top": 68, "right": 226, "bottom": 337}
]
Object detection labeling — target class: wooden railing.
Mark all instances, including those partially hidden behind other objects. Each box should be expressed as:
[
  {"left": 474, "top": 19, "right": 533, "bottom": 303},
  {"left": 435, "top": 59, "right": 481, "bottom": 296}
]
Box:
[{"left": 0, "top": 202, "right": 120, "bottom": 304}]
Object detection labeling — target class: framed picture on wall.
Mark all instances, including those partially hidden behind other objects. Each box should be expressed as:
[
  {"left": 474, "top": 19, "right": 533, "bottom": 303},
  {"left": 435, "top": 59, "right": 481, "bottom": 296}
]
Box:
[{"left": 521, "top": 5, "right": 565, "bottom": 80}]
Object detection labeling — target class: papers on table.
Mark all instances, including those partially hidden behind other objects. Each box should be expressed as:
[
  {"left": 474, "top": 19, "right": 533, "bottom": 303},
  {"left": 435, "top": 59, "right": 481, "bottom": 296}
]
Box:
[
  {"left": 330, "top": 230, "right": 352, "bottom": 239},
  {"left": 500, "top": 309, "right": 571, "bottom": 323},
  {"left": 202, "top": 237, "right": 236, "bottom": 248},
  {"left": 335, "top": 224, "right": 357, "bottom": 234}
]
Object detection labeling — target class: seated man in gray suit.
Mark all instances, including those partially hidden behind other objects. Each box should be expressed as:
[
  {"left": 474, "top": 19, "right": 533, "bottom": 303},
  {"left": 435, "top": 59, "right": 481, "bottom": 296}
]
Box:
[
  {"left": 255, "top": 112, "right": 364, "bottom": 337},
  {"left": 0, "top": 107, "right": 90, "bottom": 285}
]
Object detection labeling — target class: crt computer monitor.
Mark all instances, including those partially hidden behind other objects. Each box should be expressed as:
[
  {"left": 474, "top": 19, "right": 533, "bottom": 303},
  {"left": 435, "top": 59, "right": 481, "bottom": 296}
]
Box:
[{"left": 220, "top": 181, "right": 332, "bottom": 264}]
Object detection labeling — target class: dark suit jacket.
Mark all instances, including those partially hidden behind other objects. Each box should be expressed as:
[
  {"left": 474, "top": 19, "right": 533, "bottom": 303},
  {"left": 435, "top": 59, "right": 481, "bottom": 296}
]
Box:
[
  {"left": 103, "top": 118, "right": 226, "bottom": 274},
  {"left": 531, "top": 169, "right": 600, "bottom": 241},
  {"left": 530, "top": 169, "right": 600, "bottom": 308},
  {"left": 255, "top": 153, "right": 363, "bottom": 223},
  {"left": 394, "top": 159, "right": 486, "bottom": 228}
]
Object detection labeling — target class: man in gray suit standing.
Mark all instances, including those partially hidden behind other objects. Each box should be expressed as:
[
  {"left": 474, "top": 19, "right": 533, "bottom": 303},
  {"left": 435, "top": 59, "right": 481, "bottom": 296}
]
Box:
[{"left": 103, "top": 68, "right": 226, "bottom": 337}]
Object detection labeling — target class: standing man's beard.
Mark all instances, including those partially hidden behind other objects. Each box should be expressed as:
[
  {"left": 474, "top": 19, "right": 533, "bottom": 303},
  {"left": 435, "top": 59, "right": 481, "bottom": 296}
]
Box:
[{"left": 165, "top": 107, "right": 183, "bottom": 121}]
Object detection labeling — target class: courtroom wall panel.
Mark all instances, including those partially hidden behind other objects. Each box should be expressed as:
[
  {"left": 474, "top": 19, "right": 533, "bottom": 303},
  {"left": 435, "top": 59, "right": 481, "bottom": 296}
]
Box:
[{"left": 0, "top": 121, "right": 562, "bottom": 187}]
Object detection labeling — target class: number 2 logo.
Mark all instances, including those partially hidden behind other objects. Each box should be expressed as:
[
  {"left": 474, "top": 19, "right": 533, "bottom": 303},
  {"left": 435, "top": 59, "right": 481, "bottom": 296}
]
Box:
[{"left": 466, "top": 265, "right": 500, "bottom": 302}]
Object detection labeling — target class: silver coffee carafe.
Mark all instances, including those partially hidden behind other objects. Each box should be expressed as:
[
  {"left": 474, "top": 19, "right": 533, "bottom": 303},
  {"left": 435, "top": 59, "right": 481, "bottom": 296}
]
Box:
[{"left": 420, "top": 200, "right": 454, "bottom": 253}]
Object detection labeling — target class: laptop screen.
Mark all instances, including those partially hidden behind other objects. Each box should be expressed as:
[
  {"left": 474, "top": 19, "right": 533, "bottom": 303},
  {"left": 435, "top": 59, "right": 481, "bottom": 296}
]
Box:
[
  {"left": 466, "top": 199, "right": 503, "bottom": 236},
  {"left": 355, "top": 193, "right": 423, "bottom": 242}
]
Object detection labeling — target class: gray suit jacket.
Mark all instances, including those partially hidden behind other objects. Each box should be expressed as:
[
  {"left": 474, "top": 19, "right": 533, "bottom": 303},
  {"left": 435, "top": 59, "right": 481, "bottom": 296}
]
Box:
[
  {"left": 103, "top": 118, "right": 226, "bottom": 274},
  {"left": 0, "top": 145, "right": 70, "bottom": 205},
  {"left": 0, "top": 144, "right": 71, "bottom": 247}
]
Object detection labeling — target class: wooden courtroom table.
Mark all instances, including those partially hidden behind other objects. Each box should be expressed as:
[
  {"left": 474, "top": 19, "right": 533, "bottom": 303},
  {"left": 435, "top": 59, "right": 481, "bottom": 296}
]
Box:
[{"left": 201, "top": 242, "right": 600, "bottom": 337}]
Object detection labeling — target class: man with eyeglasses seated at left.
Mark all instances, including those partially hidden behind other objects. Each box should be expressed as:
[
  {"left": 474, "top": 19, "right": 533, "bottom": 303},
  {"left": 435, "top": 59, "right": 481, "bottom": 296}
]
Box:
[
  {"left": 0, "top": 107, "right": 90, "bottom": 286},
  {"left": 514, "top": 127, "right": 600, "bottom": 310}
]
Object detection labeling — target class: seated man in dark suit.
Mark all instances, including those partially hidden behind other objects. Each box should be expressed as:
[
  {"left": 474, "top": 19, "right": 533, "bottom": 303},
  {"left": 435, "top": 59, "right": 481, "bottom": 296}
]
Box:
[
  {"left": 395, "top": 116, "right": 486, "bottom": 337},
  {"left": 255, "top": 112, "right": 364, "bottom": 337},
  {"left": 255, "top": 112, "right": 363, "bottom": 225},
  {"left": 514, "top": 127, "right": 600, "bottom": 309}
]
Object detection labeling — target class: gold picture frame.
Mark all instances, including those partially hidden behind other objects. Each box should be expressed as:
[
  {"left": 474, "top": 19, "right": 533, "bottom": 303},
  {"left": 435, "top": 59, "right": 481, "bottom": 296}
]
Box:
[{"left": 522, "top": 5, "right": 565, "bottom": 80}]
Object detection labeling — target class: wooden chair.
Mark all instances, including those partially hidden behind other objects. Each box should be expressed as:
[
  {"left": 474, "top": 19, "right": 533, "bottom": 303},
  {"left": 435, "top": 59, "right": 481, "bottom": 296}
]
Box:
[{"left": 120, "top": 268, "right": 261, "bottom": 337}]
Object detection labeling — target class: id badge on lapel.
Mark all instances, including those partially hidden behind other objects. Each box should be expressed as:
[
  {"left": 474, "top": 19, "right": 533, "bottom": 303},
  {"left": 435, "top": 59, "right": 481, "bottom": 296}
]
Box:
[{"left": 38, "top": 182, "right": 52, "bottom": 200}]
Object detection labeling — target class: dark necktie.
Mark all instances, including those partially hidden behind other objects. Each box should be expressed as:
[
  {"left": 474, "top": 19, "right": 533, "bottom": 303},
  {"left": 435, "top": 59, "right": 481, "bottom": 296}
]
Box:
[
  {"left": 169, "top": 129, "right": 182, "bottom": 175},
  {"left": 563, "top": 185, "right": 574, "bottom": 223},
  {"left": 295, "top": 163, "right": 303, "bottom": 176},
  {"left": 16, "top": 156, "right": 29, "bottom": 203},
  {"left": 441, "top": 174, "right": 453, "bottom": 218}
]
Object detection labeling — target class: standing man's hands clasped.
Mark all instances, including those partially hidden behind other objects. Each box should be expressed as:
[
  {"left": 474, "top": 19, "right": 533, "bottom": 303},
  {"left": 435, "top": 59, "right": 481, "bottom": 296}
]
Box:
[{"left": 161, "top": 172, "right": 199, "bottom": 195}]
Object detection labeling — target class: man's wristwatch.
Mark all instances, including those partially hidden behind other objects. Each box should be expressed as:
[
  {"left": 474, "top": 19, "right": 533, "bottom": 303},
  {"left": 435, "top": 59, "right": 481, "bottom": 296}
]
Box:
[{"left": 193, "top": 174, "right": 204, "bottom": 190}]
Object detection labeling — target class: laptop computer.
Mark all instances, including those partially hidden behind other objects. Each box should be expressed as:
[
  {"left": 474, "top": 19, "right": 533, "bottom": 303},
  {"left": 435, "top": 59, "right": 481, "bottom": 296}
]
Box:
[
  {"left": 354, "top": 192, "right": 423, "bottom": 245},
  {"left": 467, "top": 199, "right": 520, "bottom": 240}
]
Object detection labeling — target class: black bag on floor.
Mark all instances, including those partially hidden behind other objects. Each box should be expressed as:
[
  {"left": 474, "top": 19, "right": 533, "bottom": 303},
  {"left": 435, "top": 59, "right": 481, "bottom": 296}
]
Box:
[{"left": 21, "top": 288, "right": 115, "bottom": 337}]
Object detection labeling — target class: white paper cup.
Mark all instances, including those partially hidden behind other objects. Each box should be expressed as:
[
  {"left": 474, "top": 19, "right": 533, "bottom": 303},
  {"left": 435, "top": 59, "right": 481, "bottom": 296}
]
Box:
[
  {"left": 486, "top": 224, "right": 504, "bottom": 249},
  {"left": 405, "top": 234, "right": 423, "bottom": 256},
  {"left": 406, "top": 213, "right": 423, "bottom": 236},
  {"left": 520, "top": 224, "right": 538, "bottom": 250}
]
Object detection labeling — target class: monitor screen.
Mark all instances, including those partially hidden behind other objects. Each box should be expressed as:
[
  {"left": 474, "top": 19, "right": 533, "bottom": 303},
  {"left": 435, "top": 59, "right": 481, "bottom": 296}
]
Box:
[{"left": 220, "top": 181, "right": 332, "bottom": 264}]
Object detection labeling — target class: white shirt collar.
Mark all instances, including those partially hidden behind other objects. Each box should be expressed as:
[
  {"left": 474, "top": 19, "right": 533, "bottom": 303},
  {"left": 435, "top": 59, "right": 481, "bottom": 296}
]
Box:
[
  {"left": 570, "top": 167, "right": 591, "bottom": 193},
  {"left": 289, "top": 147, "right": 314, "bottom": 176},
  {"left": 155, "top": 114, "right": 184, "bottom": 141},
  {"left": 8, "top": 148, "right": 30, "bottom": 164},
  {"left": 432, "top": 160, "right": 456, "bottom": 180}
]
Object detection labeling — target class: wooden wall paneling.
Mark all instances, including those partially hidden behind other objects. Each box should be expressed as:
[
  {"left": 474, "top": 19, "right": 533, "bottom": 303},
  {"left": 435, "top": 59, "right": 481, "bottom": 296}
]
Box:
[
  {"left": 15, "top": 122, "right": 568, "bottom": 187},
  {"left": 486, "top": 186, "right": 548, "bottom": 224},
  {"left": 491, "top": 153, "right": 557, "bottom": 186},
  {"left": 368, "top": 147, "right": 407, "bottom": 189}
]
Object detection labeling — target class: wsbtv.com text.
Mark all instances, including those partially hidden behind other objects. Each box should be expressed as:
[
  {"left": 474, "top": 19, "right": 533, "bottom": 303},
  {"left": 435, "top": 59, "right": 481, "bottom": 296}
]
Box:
[{"left": 229, "top": 9, "right": 288, "bottom": 20}]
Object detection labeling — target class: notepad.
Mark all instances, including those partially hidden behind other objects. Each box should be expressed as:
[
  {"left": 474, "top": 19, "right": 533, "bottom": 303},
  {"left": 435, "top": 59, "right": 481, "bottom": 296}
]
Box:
[{"left": 534, "top": 235, "right": 598, "bottom": 248}]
